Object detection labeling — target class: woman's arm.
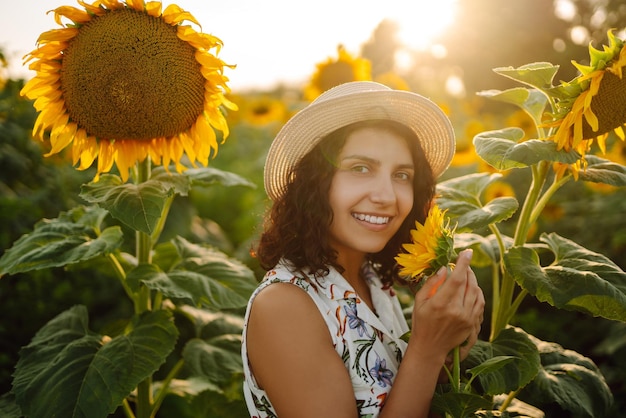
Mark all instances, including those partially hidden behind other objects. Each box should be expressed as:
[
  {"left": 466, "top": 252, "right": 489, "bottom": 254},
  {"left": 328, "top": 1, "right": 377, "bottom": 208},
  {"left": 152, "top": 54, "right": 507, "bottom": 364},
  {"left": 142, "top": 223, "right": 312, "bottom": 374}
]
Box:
[
  {"left": 379, "top": 249, "right": 485, "bottom": 418},
  {"left": 246, "top": 282, "right": 359, "bottom": 418}
]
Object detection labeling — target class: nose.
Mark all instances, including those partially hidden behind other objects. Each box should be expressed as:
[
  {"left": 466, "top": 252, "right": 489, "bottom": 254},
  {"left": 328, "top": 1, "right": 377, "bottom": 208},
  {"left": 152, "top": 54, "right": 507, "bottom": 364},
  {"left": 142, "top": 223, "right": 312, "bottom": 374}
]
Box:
[{"left": 369, "top": 175, "right": 396, "bottom": 205}]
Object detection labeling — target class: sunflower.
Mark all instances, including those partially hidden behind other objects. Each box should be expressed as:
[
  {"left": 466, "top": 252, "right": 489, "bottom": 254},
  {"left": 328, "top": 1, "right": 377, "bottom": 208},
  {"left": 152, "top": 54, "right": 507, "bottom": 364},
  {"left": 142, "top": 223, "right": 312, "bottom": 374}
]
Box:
[
  {"left": 395, "top": 204, "right": 456, "bottom": 282},
  {"left": 547, "top": 30, "right": 626, "bottom": 162},
  {"left": 237, "top": 94, "right": 288, "bottom": 127},
  {"left": 303, "top": 45, "right": 372, "bottom": 101},
  {"left": 20, "top": 0, "right": 236, "bottom": 181}
]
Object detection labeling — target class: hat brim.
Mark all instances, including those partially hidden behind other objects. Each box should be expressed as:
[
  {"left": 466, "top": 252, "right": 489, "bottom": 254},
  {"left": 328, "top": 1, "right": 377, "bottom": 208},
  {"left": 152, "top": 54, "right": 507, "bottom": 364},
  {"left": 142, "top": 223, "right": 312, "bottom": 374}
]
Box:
[{"left": 264, "top": 87, "right": 455, "bottom": 201}]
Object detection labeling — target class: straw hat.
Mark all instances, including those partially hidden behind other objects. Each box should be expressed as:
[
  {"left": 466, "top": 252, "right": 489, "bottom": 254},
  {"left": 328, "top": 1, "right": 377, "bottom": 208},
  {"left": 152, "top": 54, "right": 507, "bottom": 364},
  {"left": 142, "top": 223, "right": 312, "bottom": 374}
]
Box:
[{"left": 264, "top": 81, "right": 456, "bottom": 201}]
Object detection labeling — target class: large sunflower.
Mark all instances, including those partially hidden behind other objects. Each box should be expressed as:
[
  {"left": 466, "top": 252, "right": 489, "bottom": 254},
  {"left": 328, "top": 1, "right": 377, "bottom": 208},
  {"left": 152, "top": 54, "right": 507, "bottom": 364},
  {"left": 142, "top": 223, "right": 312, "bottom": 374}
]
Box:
[
  {"left": 21, "top": 0, "right": 236, "bottom": 181},
  {"left": 547, "top": 30, "right": 626, "bottom": 161}
]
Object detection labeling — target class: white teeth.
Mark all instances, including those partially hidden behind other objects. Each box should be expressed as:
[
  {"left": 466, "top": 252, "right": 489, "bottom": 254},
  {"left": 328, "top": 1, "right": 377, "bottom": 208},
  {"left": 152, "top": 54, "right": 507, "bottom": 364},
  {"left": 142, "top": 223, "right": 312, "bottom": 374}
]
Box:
[{"left": 353, "top": 213, "right": 389, "bottom": 224}]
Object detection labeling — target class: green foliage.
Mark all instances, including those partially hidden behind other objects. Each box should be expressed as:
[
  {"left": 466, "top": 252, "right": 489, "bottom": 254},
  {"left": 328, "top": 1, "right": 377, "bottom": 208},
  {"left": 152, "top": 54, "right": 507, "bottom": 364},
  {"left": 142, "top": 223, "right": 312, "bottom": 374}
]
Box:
[
  {"left": 13, "top": 306, "right": 177, "bottom": 418},
  {"left": 0, "top": 160, "right": 258, "bottom": 417},
  {"left": 506, "top": 233, "right": 626, "bottom": 322},
  {"left": 430, "top": 59, "right": 626, "bottom": 416}
]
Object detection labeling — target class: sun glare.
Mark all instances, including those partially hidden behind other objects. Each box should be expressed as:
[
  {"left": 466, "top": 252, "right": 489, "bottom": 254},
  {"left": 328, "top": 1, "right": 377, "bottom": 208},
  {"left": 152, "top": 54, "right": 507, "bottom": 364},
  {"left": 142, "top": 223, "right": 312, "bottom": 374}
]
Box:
[{"left": 387, "top": 0, "right": 458, "bottom": 50}]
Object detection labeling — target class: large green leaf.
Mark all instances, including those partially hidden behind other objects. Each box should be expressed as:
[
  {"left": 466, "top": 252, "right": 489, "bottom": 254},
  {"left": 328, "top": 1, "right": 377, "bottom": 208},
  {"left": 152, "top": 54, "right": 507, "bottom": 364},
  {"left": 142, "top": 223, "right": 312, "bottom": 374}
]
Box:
[
  {"left": 437, "top": 173, "right": 519, "bottom": 232},
  {"left": 178, "top": 305, "right": 244, "bottom": 339},
  {"left": 465, "top": 327, "right": 541, "bottom": 396},
  {"left": 520, "top": 335, "right": 613, "bottom": 418},
  {"left": 80, "top": 174, "right": 175, "bottom": 235},
  {"left": 149, "top": 166, "right": 256, "bottom": 192},
  {"left": 127, "top": 237, "right": 257, "bottom": 310},
  {"left": 473, "top": 128, "right": 581, "bottom": 170},
  {"left": 12, "top": 305, "right": 178, "bottom": 418},
  {"left": 183, "top": 336, "right": 244, "bottom": 386},
  {"left": 0, "top": 206, "right": 123, "bottom": 276},
  {"left": 505, "top": 232, "right": 626, "bottom": 321},
  {"left": 492, "top": 62, "right": 560, "bottom": 91},
  {"left": 577, "top": 155, "right": 626, "bottom": 187},
  {"left": 179, "top": 166, "right": 256, "bottom": 188},
  {"left": 477, "top": 88, "right": 547, "bottom": 126}
]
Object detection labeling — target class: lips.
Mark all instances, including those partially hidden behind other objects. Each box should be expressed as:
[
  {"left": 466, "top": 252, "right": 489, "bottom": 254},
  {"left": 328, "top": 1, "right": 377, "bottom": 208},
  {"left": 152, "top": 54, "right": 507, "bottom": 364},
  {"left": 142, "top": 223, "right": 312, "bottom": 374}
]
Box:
[{"left": 352, "top": 213, "right": 390, "bottom": 225}]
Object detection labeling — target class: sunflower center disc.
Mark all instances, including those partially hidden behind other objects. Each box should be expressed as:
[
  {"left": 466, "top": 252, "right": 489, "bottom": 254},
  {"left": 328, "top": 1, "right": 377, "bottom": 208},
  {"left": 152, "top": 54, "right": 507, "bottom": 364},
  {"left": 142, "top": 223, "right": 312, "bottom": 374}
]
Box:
[
  {"left": 583, "top": 69, "right": 626, "bottom": 138},
  {"left": 61, "top": 8, "right": 205, "bottom": 140}
]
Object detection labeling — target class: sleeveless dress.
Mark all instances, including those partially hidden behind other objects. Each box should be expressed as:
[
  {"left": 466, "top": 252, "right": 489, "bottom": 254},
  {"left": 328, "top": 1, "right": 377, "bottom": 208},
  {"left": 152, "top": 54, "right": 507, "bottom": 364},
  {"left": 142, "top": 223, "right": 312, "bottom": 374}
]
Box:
[{"left": 241, "top": 260, "right": 410, "bottom": 417}]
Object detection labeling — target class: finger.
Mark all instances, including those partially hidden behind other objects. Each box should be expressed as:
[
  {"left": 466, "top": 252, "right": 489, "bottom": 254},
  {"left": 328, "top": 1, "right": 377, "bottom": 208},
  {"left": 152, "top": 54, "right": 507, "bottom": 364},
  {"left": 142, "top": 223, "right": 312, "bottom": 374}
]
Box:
[{"left": 418, "top": 266, "right": 447, "bottom": 300}]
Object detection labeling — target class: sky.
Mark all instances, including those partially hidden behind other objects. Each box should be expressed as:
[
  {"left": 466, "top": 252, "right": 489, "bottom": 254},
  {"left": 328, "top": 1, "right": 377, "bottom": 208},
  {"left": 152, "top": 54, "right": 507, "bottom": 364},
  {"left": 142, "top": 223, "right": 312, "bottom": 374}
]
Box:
[{"left": 0, "top": 0, "right": 457, "bottom": 92}]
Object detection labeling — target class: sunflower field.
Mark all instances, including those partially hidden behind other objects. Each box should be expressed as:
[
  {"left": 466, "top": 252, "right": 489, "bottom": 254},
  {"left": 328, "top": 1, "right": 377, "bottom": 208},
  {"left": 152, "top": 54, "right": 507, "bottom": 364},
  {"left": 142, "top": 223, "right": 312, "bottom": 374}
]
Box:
[{"left": 1, "top": 0, "right": 626, "bottom": 417}]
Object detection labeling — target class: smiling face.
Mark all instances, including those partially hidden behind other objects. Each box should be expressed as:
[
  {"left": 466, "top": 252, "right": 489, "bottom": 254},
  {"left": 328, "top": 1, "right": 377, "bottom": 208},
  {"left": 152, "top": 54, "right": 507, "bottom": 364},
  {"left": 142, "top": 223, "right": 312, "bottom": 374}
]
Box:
[{"left": 328, "top": 126, "right": 415, "bottom": 264}]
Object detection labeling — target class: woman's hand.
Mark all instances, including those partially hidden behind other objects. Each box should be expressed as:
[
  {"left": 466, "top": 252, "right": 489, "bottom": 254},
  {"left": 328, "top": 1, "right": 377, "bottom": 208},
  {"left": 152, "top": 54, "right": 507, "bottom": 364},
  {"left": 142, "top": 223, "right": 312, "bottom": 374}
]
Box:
[{"left": 407, "top": 249, "right": 485, "bottom": 365}]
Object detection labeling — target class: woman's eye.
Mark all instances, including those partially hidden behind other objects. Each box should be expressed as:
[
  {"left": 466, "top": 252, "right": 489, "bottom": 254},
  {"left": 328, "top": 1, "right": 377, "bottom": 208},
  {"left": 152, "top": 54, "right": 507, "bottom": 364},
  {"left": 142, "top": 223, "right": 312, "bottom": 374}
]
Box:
[
  {"left": 351, "top": 165, "right": 370, "bottom": 173},
  {"left": 395, "top": 172, "right": 412, "bottom": 181}
]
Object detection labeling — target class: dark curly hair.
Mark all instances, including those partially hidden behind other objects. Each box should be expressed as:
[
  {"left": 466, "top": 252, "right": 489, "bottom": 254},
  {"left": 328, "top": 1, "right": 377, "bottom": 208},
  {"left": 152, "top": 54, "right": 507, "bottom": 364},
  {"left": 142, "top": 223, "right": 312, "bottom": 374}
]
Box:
[{"left": 255, "top": 119, "right": 436, "bottom": 286}]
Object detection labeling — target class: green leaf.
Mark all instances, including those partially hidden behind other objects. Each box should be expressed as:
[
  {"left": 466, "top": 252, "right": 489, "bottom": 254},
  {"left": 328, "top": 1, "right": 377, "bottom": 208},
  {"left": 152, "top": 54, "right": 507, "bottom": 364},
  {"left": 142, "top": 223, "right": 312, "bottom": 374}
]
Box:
[
  {"left": 178, "top": 305, "right": 244, "bottom": 339},
  {"left": 0, "top": 393, "right": 22, "bottom": 418},
  {"left": 477, "top": 88, "right": 547, "bottom": 126},
  {"left": 437, "top": 173, "right": 519, "bottom": 232},
  {"left": 466, "top": 356, "right": 518, "bottom": 382},
  {"left": 430, "top": 391, "right": 493, "bottom": 418},
  {"left": 12, "top": 305, "right": 178, "bottom": 418},
  {"left": 473, "top": 128, "right": 581, "bottom": 170},
  {"left": 520, "top": 335, "right": 613, "bottom": 418},
  {"left": 0, "top": 206, "right": 123, "bottom": 276},
  {"left": 188, "top": 388, "right": 249, "bottom": 418},
  {"left": 505, "top": 232, "right": 626, "bottom": 322},
  {"left": 181, "top": 166, "right": 256, "bottom": 188},
  {"left": 127, "top": 237, "right": 257, "bottom": 310},
  {"left": 80, "top": 174, "right": 175, "bottom": 235},
  {"left": 465, "top": 327, "right": 541, "bottom": 396},
  {"left": 455, "top": 233, "right": 514, "bottom": 267},
  {"left": 578, "top": 155, "right": 626, "bottom": 187},
  {"left": 493, "top": 62, "right": 560, "bottom": 91},
  {"left": 183, "top": 336, "right": 243, "bottom": 386}
]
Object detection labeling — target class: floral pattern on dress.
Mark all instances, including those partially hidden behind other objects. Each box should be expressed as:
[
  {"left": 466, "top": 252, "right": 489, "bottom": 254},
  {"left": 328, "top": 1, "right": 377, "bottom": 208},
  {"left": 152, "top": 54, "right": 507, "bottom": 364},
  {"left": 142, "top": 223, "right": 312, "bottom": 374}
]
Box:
[{"left": 242, "top": 261, "right": 409, "bottom": 417}]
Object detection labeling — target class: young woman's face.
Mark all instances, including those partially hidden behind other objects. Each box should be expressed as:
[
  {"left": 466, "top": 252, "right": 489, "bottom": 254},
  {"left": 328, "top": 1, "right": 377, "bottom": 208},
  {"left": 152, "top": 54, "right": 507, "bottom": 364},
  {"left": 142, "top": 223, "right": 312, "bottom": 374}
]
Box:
[{"left": 327, "top": 126, "right": 415, "bottom": 261}]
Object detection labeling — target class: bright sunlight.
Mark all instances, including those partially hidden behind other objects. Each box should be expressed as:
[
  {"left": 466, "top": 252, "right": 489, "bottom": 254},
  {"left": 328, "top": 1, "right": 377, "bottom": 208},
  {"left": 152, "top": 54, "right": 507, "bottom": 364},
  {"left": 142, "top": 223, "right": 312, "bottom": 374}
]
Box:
[{"left": 386, "top": 0, "right": 459, "bottom": 50}]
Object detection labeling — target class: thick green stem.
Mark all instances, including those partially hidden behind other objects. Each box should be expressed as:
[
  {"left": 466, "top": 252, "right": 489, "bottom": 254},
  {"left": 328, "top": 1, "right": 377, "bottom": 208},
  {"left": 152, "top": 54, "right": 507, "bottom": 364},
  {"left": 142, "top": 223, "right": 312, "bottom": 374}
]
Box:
[
  {"left": 513, "top": 161, "right": 549, "bottom": 247},
  {"left": 452, "top": 346, "right": 461, "bottom": 393},
  {"left": 135, "top": 159, "right": 154, "bottom": 418},
  {"left": 491, "top": 161, "right": 549, "bottom": 339}
]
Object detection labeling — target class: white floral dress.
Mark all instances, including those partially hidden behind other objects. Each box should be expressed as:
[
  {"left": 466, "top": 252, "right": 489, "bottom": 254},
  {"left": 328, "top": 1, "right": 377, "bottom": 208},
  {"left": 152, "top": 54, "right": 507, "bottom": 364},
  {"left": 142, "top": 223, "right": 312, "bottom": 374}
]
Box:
[{"left": 241, "top": 260, "right": 409, "bottom": 418}]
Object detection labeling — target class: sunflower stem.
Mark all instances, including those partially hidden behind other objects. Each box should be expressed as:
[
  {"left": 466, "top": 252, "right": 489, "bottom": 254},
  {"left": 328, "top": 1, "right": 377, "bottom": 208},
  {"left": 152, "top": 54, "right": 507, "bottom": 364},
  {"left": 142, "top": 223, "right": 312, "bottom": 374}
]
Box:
[
  {"left": 487, "top": 224, "right": 506, "bottom": 341},
  {"left": 492, "top": 161, "right": 549, "bottom": 339},
  {"left": 452, "top": 345, "right": 461, "bottom": 393},
  {"left": 135, "top": 158, "right": 154, "bottom": 418},
  {"left": 529, "top": 173, "right": 572, "bottom": 227}
]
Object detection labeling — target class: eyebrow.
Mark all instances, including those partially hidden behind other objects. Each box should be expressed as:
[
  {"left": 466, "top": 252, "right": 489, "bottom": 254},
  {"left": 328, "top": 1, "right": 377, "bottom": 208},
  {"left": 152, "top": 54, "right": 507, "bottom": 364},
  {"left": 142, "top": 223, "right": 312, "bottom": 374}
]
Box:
[{"left": 341, "top": 154, "right": 414, "bottom": 170}]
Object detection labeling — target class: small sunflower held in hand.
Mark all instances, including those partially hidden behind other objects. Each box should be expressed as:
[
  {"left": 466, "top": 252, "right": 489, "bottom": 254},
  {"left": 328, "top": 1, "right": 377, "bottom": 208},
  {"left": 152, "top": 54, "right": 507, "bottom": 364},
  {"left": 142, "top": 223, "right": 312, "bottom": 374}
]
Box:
[{"left": 395, "top": 203, "right": 457, "bottom": 289}]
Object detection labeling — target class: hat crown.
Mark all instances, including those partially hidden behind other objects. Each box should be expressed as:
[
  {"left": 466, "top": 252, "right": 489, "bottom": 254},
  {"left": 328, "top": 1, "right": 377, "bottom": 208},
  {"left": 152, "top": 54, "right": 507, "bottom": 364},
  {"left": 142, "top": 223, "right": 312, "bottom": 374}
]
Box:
[{"left": 312, "top": 81, "right": 391, "bottom": 104}]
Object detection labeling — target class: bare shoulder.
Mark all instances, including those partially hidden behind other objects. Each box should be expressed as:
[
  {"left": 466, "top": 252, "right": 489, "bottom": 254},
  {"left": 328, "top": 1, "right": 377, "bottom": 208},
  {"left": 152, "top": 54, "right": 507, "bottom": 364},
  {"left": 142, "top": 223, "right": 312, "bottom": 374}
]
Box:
[
  {"left": 247, "top": 282, "right": 331, "bottom": 347},
  {"left": 246, "top": 282, "right": 358, "bottom": 417}
]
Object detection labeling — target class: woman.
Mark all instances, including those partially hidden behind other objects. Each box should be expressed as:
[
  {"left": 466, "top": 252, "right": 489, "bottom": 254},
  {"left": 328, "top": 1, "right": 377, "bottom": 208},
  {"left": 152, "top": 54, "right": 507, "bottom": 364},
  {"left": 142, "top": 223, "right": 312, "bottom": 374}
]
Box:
[{"left": 242, "top": 81, "right": 485, "bottom": 417}]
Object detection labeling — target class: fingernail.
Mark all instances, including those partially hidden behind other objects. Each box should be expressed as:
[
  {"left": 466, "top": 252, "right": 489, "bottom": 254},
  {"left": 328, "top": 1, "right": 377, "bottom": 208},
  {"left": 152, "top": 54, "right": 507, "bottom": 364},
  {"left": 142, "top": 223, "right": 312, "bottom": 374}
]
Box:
[
  {"left": 437, "top": 266, "right": 446, "bottom": 277},
  {"left": 463, "top": 249, "right": 473, "bottom": 260}
]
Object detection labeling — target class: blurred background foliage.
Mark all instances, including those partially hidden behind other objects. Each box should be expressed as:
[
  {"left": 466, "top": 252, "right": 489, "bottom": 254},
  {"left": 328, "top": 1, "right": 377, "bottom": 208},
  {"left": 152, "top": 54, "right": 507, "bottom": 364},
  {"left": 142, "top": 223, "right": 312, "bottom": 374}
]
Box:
[{"left": 1, "top": 0, "right": 626, "bottom": 416}]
